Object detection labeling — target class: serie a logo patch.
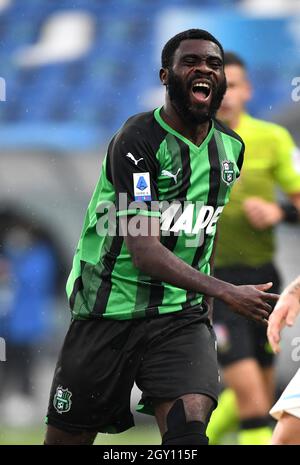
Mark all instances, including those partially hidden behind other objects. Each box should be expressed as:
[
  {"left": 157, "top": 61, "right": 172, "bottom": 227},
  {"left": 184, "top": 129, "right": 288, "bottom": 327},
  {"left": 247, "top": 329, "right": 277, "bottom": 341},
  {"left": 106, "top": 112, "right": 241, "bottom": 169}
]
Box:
[{"left": 133, "top": 172, "right": 152, "bottom": 201}]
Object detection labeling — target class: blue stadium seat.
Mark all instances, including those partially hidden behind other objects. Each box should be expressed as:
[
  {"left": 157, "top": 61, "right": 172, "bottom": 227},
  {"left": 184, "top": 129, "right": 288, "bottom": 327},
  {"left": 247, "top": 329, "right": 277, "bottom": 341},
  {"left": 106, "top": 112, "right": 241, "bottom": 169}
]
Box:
[{"left": 0, "top": 0, "right": 293, "bottom": 150}]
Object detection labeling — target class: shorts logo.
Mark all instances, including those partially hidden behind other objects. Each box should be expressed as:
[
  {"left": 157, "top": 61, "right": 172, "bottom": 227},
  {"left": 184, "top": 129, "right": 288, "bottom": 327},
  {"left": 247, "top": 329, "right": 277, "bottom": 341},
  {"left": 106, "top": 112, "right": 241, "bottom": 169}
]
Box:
[
  {"left": 133, "top": 172, "right": 152, "bottom": 201},
  {"left": 53, "top": 386, "right": 72, "bottom": 414},
  {"left": 222, "top": 160, "right": 235, "bottom": 185}
]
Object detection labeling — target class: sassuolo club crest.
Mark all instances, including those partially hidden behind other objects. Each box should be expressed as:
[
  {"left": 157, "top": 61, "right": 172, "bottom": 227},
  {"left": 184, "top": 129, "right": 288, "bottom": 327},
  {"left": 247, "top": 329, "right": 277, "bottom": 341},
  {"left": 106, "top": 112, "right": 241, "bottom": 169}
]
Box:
[
  {"left": 222, "top": 160, "right": 235, "bottom": 185},
  {"left": 53, "top": 386, "right": 72, "bottom": 414}
]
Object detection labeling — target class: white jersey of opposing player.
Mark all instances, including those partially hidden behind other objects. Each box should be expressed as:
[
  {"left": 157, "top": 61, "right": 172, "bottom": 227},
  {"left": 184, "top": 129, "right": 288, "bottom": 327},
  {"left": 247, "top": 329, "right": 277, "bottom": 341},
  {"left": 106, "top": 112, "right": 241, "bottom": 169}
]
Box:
[{"left": 270, "top": 368, "right": 300, "bottom": 420}]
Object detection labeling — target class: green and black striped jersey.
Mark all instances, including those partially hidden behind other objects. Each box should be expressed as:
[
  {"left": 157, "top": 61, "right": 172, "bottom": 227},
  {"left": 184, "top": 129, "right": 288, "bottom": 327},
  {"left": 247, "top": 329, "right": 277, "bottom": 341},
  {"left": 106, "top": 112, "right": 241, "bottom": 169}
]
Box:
[{"left": 67, "top": 107, "right": 244, "bottom": 320}]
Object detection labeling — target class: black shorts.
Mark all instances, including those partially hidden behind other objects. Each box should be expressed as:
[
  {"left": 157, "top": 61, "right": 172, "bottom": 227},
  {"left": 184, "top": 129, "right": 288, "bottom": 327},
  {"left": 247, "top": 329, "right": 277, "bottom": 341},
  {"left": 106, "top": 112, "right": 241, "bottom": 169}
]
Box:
[
  {"left": 46, "top": 306, "right": 220, "bottom": 434},
  {"left": 213, "top": 263, "right": 281, "bottom": 368}
]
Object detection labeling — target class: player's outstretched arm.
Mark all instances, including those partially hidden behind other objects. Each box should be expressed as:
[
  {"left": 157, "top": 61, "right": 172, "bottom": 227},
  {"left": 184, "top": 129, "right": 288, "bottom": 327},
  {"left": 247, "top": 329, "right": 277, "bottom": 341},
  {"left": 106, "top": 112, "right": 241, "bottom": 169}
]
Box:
[
  {"left": 267, "top": 275, "right": 300, "bottom": 353},
  {"left": 121, "top": 216, "right": 278, "bottom": 324}
]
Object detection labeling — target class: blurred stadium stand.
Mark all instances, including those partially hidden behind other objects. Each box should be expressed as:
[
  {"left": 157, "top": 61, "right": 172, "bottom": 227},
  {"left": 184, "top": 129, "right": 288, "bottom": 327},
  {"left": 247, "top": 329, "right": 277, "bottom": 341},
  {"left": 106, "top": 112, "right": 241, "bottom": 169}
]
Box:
[{"left": 0, "top": 0, "right": 299, "bottom": 150}]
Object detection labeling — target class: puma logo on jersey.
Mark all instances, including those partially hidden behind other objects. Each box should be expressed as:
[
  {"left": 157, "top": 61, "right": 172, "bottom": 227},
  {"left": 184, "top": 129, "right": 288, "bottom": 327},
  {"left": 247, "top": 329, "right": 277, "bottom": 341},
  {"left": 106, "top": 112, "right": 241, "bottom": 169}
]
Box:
[
  {"left": 126, "top": 152, "right": 144, "bottom": 166},
  {"left": 161, "top": 168, "right": 181, "bottom": 184},
  {"left": 160, "top": 203, "right": 224, "bottom": 235}
]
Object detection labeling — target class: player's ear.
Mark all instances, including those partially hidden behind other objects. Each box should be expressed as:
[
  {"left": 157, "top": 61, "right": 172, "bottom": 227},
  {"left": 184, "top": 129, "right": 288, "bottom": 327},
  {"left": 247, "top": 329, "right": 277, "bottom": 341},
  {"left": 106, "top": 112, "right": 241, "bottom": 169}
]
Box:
[{"left": 160, "top": 68, "right": 168, "bottom": 86}]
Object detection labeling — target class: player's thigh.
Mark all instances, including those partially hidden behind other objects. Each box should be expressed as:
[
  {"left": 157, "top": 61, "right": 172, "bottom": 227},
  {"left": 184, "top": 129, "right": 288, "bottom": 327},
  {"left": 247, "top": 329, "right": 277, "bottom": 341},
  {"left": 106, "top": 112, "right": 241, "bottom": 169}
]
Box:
[
  {"left": 46, "top": 318, "right": 142, "bottom": 436},
  {"left": 271, "top": 413, "right": 300, "bottom": 445},
  {"left": 45, "top": 425, "right": 97, "bottom": 445},
  {"left": 136, "top": 312, "right": 219, "bottom": 430}
]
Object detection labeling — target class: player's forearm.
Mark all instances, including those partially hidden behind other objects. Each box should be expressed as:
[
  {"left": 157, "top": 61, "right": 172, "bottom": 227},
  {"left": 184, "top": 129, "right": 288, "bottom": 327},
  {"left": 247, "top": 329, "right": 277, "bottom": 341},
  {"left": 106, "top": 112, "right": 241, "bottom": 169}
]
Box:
[
  {"left": 132, "top": 240, "right": 233, "bottom": 301},
  {"left": 282, "top": 275, "right": 300, "bottom": 301}
]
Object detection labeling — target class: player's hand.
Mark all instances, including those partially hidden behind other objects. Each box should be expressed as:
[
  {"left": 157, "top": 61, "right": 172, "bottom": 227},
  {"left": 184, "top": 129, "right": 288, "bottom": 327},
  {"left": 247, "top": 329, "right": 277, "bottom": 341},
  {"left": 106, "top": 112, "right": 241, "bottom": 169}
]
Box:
[
  {"left": 267, "top": 293, "right": 300, "bottom": 353},
  {"left": 243, "top": 197, "right": 283, "bottom": 230},
  {"left": 223, "top": 282, "right": 279, "bottom": 325}
]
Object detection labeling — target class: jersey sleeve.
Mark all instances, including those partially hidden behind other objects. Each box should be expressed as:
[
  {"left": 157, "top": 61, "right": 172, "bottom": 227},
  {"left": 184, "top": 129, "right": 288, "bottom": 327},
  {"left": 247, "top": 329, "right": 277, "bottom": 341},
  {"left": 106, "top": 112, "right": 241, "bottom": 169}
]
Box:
[
  {"left": 106, "top": 125, "right": 161, "bottom": 218},
  {"left": 272, "top": 127, "right": 300, "bottom": 194}
]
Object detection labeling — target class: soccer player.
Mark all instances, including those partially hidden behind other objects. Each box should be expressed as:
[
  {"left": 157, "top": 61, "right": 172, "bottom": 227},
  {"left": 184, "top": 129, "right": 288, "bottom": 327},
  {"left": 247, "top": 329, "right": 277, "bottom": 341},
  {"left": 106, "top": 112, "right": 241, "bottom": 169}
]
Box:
[
  {"left": 268, "top": 275, "right": 300, "bottom": 445},
  {"left": 44, "top": 30, "right": 279, "bottom": 445},
  {"left": 207, "top": 52, "right": 300, "bottom": 445}
]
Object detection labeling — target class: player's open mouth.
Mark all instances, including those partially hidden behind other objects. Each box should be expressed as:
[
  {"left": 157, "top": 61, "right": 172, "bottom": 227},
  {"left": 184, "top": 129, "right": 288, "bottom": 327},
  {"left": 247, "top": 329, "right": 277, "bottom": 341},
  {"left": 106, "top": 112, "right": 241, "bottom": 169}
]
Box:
[{"left": 191, "top": 80, "right": 211, "bottom": 104}]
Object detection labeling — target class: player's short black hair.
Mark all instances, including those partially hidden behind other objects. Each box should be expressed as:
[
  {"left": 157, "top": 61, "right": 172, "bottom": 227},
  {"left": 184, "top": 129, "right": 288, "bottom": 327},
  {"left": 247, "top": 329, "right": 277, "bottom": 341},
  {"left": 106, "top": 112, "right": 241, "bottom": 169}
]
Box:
[
  {"left": 224, "top": 52, "right": 246, "bottom": 69},
  {"left": 161, "top": 29, "right": 224, "bottom": 69}
]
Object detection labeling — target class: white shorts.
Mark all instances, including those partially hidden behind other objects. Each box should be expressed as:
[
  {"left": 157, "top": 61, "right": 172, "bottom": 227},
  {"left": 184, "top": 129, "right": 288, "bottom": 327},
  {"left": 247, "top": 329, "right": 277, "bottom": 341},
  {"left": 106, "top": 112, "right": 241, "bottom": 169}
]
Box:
[{"left": 270, "top": 368, "right": 300, "bottom": 420}]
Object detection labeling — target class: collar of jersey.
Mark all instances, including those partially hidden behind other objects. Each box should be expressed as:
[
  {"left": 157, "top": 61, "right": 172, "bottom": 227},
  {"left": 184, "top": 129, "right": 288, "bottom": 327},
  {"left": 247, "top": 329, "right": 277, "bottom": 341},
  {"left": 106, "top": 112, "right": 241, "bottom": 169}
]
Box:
[{"left": 154, "top": 106, "right": 214, "bottom": 151}]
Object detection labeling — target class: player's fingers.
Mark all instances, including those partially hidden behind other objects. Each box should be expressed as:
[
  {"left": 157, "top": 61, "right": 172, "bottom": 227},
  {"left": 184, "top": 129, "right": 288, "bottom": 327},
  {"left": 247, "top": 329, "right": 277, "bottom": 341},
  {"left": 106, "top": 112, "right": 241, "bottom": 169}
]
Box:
[
  {"left": 253, "top": 210, "right": 266, "bottom": 221},
  {"left": 251, "top": 306, "right": 270, "bottom": 320},
  {"left": 247, "top": 213, "right": 265, "bottom": 225},
  {"left": 260, "top": 302, "right": 273, "bottom": 314},
  {"left": 251, "top": 314, "right": 268, "bottom": 326},
  {"left": 268, "top": 327, "right": 281, "bottom": 353},
  {"left": 262, "top": 318, "right": 270, "bottom": 327},
  {"left": 255, "top": 282, "right": 273, "bottom": 291},
  {"left": 267, "top": 314, "right": 285, "bottom": 353},
  {"left": 269, "top": 337, "right": 280, "bottom": 353},
  {"left": 247, "top": 210, "right": 262, "bottom": 220},
  {"left": 286, "top": 308, "right": 299, "bottom": 326},
  {"left": 267, "top": 321, "right": 279, "bottom": 340},
  {"left": 269, "top": 312, "right": 285, "bottom": 331},
  {"left": 262, "top": 292, "right": 280, "bottom": 302}
]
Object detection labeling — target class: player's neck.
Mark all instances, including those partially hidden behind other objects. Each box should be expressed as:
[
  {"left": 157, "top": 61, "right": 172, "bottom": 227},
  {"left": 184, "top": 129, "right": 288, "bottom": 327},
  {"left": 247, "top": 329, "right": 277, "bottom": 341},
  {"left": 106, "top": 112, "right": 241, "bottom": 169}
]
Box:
[{"left": 161, "top": 104, "right": 210, "bottom": 147}]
